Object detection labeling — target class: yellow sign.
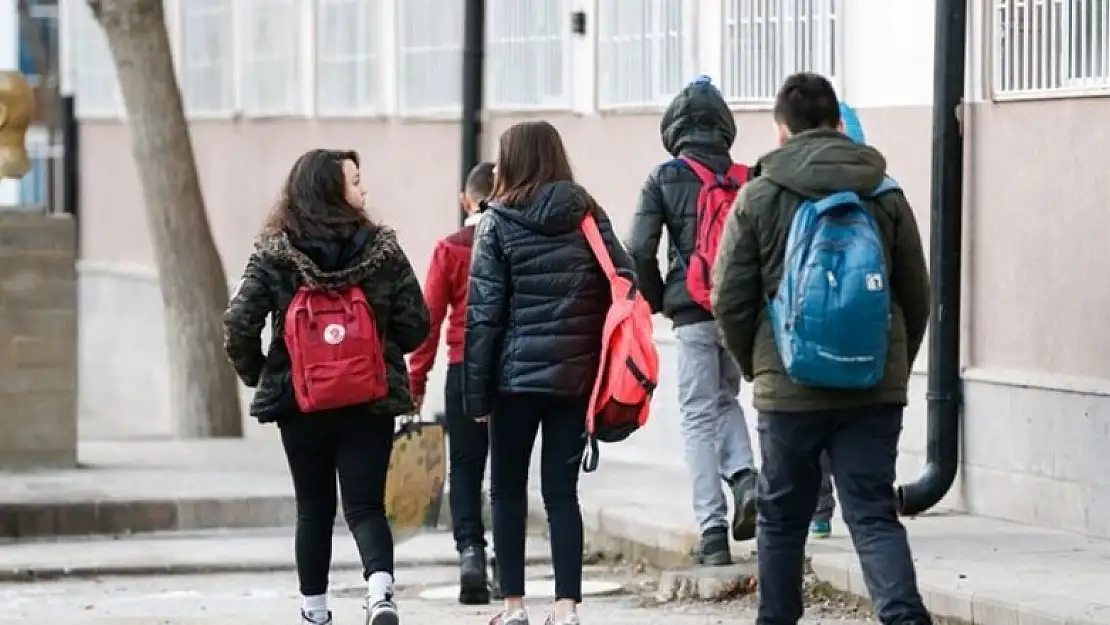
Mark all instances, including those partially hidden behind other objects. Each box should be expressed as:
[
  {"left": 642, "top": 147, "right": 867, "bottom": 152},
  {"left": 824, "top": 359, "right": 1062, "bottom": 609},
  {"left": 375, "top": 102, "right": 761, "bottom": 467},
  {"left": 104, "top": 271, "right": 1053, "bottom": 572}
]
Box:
[{"left": 385, "top": 416, "right": 447, "bottom": 535}]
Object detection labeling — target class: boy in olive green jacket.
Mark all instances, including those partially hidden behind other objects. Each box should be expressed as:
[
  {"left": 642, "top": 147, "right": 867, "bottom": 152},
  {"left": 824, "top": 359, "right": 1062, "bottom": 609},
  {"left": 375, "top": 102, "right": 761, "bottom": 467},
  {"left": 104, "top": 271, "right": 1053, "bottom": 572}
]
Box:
[{"left": 711, "top": 72, "right": 931, "bottom": 625}]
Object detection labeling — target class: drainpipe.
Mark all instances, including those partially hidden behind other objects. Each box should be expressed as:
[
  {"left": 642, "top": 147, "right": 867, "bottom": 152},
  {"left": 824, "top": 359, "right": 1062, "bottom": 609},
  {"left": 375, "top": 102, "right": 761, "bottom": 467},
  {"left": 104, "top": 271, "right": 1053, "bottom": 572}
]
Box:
[
  {"left": 459, "top": 0, "right": 485, "bottom": 227},
  {"left": 896, "top": 0, "right": 967, "bottom": 516}
]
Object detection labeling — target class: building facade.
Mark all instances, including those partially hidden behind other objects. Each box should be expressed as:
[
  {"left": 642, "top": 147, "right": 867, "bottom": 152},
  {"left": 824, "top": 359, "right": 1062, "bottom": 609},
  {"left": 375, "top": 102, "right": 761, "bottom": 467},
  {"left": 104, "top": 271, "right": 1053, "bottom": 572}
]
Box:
[{"left": 62, "top": 0, "right": 1110, "bottom": 537}]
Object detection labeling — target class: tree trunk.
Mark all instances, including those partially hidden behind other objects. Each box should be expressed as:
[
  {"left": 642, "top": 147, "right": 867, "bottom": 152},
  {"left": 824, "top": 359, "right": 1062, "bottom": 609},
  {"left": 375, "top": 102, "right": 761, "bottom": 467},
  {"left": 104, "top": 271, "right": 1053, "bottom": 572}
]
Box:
[{"left": 88, "top": 0, "right": 243, "bottom": 437}]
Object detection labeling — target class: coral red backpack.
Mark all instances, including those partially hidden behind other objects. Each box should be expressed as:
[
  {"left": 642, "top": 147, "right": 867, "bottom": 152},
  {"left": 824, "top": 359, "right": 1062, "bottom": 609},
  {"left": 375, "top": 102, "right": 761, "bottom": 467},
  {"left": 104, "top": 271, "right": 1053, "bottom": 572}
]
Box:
[
  {"left": 681, "top": 157, "right": 750, "bottom": 311},
  {"left": 580, "top": 214, "right": 660, "bottom": 473},
  {"left": 284, "top": 286, "right": 388, "bottom": 413}
]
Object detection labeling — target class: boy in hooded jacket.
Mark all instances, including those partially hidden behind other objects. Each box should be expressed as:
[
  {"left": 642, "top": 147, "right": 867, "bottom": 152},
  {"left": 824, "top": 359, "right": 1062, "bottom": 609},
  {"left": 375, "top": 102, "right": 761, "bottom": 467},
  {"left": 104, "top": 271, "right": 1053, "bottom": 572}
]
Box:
[
  {"left": 626, "top": 76, "right": 758, "bottom": 566},
  {"left": 712, "top": 72, "right": 932, "bottom": 625}
]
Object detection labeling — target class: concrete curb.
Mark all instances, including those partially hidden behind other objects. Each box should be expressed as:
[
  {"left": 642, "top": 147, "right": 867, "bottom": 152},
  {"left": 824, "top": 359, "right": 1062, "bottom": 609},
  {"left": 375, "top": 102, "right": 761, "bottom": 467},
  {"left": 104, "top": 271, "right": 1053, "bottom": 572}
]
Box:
[
  {"left": 0, "top": 496, "right": 298, "bottom": 539},
  {"left": 0, "top": 553, "right": 554, "bottom": 583},
  {"left": 527, "top": 492, "right": 1095, "bottom": 625}
]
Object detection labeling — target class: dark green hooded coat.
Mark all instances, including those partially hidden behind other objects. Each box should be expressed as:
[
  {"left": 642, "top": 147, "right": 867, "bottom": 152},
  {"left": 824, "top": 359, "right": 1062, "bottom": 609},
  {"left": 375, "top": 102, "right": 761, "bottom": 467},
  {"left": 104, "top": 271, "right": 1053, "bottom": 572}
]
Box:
[{"left": 711, "top": 130, "right": 931, "bottom": 412}]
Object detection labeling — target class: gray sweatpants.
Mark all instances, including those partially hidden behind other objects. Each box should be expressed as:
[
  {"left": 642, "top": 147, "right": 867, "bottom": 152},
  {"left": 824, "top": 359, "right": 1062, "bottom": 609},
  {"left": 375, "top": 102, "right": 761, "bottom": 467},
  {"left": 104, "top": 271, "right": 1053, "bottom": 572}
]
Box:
[{"left": 674, "top": 321, "right": 756, "bottom": 532}]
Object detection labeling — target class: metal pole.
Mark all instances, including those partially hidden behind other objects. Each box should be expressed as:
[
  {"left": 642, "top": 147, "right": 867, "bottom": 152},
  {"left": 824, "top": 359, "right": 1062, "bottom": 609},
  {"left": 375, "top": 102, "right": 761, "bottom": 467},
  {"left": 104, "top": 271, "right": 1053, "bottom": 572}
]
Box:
[
  {"left": 460, "top": 0, "right": 485, "bottom": 226},
  {"left": 897, "top": 0, "right": 967, "bottom": 516}
]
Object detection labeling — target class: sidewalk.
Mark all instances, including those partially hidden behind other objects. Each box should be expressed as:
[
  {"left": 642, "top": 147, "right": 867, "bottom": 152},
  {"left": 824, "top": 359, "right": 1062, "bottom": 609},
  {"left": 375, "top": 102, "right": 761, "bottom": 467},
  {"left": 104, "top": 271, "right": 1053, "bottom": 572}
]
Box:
[
  {"left": 527, "top": 458, "right": 1110, "bottom": 625},
  {"left": 0, "top": 435, "right": 295, "bottom": 538}
]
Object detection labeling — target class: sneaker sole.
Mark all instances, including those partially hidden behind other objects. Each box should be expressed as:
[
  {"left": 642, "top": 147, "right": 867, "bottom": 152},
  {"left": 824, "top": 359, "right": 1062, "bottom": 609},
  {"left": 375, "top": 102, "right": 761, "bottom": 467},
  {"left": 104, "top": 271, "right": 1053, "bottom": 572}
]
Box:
[
  {"left": 368, "top": 610, "right": 399, "bottom": 625},
  {"left": 732, "top": 496, "right": 757, "bottom": 542}
]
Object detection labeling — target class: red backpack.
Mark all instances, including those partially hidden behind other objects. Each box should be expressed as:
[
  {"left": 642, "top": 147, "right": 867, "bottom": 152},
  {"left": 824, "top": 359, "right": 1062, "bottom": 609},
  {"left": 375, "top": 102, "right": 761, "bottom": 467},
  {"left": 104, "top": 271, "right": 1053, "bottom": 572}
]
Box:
[
  {"left": 580, "top": 214, "right": 660, "bottom": 473},
  {"left": 681, "top": 157, "right": 750, "bottom": 311},
  {"left": 284, "top": 286, "right": 388, "bottom": 413}
]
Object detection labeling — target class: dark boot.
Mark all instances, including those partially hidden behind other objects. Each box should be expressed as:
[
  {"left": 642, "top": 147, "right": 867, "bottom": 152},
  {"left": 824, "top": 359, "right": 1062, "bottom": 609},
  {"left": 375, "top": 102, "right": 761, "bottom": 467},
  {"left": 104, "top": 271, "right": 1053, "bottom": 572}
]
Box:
[
  {"left": 695, "top": 526, "right": 732, "bottom": 566},
  {"left": 459, "top": 545, "right": 491, "bottom": 605},
  {"left": 729, "top": 468, "right": 759, "bottom": 542}
]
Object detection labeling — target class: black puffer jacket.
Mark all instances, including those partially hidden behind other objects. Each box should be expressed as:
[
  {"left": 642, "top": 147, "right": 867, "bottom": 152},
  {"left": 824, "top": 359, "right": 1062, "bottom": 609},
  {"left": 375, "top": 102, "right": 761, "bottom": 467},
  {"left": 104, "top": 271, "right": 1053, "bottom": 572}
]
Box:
[
  {"left": 463, "top": 181, "right": 633, "bottom": 418},
  {"left": 626, "top": 77, "right": 739, "bottom": 327}
]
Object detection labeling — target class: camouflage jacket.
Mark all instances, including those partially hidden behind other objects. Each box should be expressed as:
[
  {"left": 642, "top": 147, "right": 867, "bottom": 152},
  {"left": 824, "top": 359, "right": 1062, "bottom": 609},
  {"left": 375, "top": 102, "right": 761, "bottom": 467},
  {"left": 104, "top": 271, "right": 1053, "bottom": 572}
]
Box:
[{"left": 223, "top": 225, "right": 430, "bottom": 422}]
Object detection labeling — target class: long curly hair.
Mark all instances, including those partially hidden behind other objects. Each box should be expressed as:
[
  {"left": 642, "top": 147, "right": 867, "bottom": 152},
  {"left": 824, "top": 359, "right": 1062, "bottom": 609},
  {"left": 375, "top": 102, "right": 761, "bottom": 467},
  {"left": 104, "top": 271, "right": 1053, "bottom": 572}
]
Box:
[{"left": 262, "top": 149, "right": 375, "bottom": 240}]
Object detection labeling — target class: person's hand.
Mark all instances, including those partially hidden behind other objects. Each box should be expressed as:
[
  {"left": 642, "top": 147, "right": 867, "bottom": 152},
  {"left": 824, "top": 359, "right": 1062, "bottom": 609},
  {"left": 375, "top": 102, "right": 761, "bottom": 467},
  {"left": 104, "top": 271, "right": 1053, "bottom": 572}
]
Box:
[
  {"left": 412, "top": 394, "right": 424, "bottom": 414},
  {"left": 474, "top": 415, "right": 489, "bottom": 423}
]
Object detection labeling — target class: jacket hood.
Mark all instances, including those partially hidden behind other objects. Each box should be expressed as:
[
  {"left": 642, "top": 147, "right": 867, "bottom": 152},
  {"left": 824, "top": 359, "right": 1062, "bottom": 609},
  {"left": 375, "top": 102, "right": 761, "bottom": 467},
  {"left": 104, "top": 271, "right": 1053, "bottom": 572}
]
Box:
[
  {"left": 491, "top": 181, "right": 596, "bottom": 236},
  {"left": 256, "top": 225, "right": 400, "bottom": 290},
  {"left": 839, "top": 102, "right": 866, "bottom": 144},
  {"left": 660, "top": 76, "right": 736, "bottom": 170},
  {"left": 758, "top": 129, "right": 887, "bottom": 198}
]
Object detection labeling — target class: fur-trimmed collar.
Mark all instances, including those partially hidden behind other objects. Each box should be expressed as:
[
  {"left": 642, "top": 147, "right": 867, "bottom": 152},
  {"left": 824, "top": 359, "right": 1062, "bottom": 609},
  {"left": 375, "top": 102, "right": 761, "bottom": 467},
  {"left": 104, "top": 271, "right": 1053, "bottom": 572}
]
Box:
[{"left": 255, "top": 226, "right": 400, "bottom": 290}]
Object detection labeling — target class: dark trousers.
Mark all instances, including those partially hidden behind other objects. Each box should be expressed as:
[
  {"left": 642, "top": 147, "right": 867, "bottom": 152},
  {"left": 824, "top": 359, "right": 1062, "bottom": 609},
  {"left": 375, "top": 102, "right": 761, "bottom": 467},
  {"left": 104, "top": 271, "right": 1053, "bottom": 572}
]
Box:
[
  {"left": 445, "top": 363, "right": 489, "bottom": 551},
  {"left": 756, "top": 405, "right": 931, "bottom": 625},
  {"left": 279, "top": 411, "right": 395, "bottom": 596},
  {"left": 490, "top": 393, "right": 587, "bottom": 602}
]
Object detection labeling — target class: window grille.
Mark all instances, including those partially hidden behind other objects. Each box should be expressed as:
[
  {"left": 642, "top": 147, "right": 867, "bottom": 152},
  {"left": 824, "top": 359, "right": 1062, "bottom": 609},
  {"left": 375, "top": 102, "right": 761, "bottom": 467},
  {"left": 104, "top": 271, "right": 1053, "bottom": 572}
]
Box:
[
  {"left": 179, "top": 0, "right": 234, "bottom": 115},
  {"left": 993, "top": 0, "right": 1110, "bottom": 98},
  {"left": 316, "top": 0, "right": 383, "bottom": 115},
  {"left": 240, "top": 0, "right": 303, "bottom": 116},
  {"left": 721, "top": 0, "right": 841, "bottom": 105},
  {"left": 397, "top": 0, "right": 464, "bottom": 116},
  {"left": 597, "top": 0, "right": 692, "bottom": 109},
  {"left": 486, "top": 0, "right": 571, "bottom": 110},
  {"left": 64, "top": 0, "right": 121, "bottom": 117}
]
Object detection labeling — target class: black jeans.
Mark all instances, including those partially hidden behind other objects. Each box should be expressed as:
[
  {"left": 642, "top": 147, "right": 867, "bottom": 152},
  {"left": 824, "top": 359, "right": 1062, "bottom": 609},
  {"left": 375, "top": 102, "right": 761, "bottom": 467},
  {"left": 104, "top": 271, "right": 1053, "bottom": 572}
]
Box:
[
  {"left": 490, "top": 392, "right": 587, "bottom": 602},
  {"left": 445, "top": 363, "right": 489, "bottom": 551},
  {"left": 756, "top": 405, "right": 931, "bottom": 625},
  {"left": 279, "top": 410, "right": 395, "bottom": 596}
]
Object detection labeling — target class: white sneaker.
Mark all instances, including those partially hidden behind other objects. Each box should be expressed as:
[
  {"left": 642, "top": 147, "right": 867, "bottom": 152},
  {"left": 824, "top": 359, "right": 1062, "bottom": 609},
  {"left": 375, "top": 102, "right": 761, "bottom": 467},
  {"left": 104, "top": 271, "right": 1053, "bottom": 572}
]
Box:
[
  {"left": 365, "top": 593, "right": 399, "bottom": 625},
  {"left": 301, "top": 609, "right": 333, "bottom": 625}
]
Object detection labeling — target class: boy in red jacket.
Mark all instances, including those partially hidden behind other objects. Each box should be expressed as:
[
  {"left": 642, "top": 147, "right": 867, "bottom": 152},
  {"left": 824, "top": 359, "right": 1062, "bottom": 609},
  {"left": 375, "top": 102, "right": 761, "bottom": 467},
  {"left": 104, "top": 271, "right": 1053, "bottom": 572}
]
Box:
[{"left": 409, "top": 161, "right": 495, "bottom": 605}]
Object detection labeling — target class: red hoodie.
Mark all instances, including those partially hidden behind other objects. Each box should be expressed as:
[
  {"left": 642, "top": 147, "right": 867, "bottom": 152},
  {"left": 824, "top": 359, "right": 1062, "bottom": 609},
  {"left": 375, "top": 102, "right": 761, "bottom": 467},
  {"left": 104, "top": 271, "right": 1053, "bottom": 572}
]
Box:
[{"left": 408, "top": 218, "right": 478, "bottom": 399}]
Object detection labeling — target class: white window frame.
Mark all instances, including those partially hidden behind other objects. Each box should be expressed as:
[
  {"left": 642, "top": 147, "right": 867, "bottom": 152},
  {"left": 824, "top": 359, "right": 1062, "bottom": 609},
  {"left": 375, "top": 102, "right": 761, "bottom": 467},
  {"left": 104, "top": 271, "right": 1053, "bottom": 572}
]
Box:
[
  {"left": 486, "top": 0, "right": 573, "bottom": 111},
  {"left": 596, "top": 0, "right": 697, "bottom": 111},
  {"left": 62, "top": 0, "right": 123, "bottom": 119},
  {"left": 720, "top": 0, "right": 843, "bottom": 109},
  {"left": 396, "top": 0, "right": 464, "bottom": 119},
  {"left": 991, "top": 0, "right": 1110, "bottom": 100},
  {"left": 237, "top": 0, "right": 306, "bottom": 118},
  {"left": 315, "top": 0, "right": 385, "bottom": 117},
  {"left": 176, "top": 0, "right": 236, "bottom": 118}
]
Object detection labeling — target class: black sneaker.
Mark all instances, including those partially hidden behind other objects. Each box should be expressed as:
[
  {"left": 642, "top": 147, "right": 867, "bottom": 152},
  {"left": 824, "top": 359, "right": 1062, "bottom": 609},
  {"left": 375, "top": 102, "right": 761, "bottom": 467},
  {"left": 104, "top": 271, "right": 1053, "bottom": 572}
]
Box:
[
  {"left": 729, "top": 469, "right": 758, "bottom": 542},
  {"left": 459, "top": 545, "right": 491, "bottom": 605},
  {"left": 694, "top": 526, "right": 732, "bottom": 566}
]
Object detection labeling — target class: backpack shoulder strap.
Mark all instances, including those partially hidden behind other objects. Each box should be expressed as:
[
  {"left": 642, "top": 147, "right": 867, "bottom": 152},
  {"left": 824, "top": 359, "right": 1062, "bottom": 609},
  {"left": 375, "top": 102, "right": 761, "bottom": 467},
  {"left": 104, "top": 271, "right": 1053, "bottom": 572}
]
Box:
[
  {"left": 869, "top": 176, "right": 901, "bottom": 198},
  {"left": 581, "top": 214, "right": 617, "bottom": 280},
  {"left": 679, "top": 156, "right": 716, "bottom": 185},
  {"left": 726, "top": 163, "right": 750, "bottom": 185}
]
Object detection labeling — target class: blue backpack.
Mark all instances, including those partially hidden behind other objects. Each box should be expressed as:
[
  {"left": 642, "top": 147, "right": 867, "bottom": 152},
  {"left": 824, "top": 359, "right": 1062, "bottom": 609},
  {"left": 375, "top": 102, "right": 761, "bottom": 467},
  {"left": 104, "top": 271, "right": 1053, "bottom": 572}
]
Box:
[{"left": 768, "top": 177, "right": 901, "bottom": 389}]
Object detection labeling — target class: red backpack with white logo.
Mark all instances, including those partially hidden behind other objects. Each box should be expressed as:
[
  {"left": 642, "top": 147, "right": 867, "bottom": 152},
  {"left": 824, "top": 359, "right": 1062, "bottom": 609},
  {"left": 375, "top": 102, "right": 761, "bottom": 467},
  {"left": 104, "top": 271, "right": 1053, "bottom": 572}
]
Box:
[
  {"left": 284, "top": 286, "right": 388, "bottom": 413},
  {"left": 681, "top": 157, "right": 750, "bottom": 311}
]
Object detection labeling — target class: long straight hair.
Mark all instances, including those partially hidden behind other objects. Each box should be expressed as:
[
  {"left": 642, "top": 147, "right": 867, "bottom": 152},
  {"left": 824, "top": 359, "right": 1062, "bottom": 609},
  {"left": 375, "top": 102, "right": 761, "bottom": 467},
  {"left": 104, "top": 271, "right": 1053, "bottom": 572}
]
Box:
[{"left": 490, "top": 121, "right": 574, "bottom": 206}]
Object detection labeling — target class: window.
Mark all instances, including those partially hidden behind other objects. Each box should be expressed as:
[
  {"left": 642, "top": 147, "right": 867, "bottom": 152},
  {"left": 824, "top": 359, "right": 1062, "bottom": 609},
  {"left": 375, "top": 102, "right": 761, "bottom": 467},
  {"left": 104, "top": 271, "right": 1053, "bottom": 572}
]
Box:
[
  {"left": 240, "top": 0, "right": 303, "bottom": 116},
  {"left": 486, "top": 0, "right": 571, "bottom": 110},
  {"left": 179, "top": 0, "right": 234, "bottom": 116},
  {"left": 597, "top": 0, "right": 692, "bottom": 109},
  {"left": 316, "top": 0, "right": 382, "bottom": 115},
  {"left": 993, "top": 0, "right": 1110, "bottom": 98},
  {"left": 721, "top": 0, "right": 841, "bottom": 105},
  {"left": 397, "top": 0, "right": 464, "bottom": 116},
  {"left": 64, "top": 0, "right": 121, "bottom": 117}
]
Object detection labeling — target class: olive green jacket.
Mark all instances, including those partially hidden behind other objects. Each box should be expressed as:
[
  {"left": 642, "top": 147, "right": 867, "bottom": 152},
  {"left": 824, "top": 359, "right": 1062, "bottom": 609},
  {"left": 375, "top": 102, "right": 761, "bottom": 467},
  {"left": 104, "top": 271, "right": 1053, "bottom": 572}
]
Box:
[{"left": 711, "top": 130, "right": 930, "bottom": 412}]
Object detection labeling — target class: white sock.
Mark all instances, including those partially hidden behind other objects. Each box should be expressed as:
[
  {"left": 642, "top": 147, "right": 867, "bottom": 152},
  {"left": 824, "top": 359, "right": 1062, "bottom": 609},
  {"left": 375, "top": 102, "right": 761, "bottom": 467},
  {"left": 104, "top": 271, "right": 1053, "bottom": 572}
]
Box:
[
  {"left": 367, "top": 571, "right": 394, "bottom": 600},
  {"left": 302, "top": 593, "right": 328, "bottom": 617}
]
